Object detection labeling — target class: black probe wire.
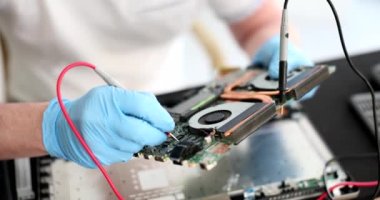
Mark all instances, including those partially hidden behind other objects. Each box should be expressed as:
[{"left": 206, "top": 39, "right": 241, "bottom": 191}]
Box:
[
  {"left": 283, "top": 0, "right": 380, "bottom": 199},
  {"left": 325, "top": 1, "right": 380, "bottom": 199}
]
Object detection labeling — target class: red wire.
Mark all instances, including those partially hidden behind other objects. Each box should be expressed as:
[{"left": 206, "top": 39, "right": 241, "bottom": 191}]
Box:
[
  {"left": 56, "top": 61, "right": 124, "bottom": 200},
  {"left": 317, "top": 181, "right": 378, "bottom": 200}
]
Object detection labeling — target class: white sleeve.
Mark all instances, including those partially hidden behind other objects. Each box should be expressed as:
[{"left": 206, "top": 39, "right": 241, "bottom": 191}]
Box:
[
  {"left": 208, "top": 0, "right": 263, "bottom": 23},
  {"left": 0, "top": 0, "right": 7, "bottom": 10}
]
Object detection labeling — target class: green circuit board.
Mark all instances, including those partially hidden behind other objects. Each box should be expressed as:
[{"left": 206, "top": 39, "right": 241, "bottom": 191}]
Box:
[{"left": 136, "top": 123, "right": 232, "bottom": 170}]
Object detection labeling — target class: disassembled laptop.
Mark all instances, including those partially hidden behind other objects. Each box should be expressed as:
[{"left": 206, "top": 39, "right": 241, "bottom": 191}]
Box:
[{"left": 136, "top": 65, "right": 336, "bottom": 170}]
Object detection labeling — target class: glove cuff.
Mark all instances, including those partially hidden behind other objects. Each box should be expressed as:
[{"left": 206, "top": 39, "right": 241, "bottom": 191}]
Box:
[{"left": 42, "top": 98, "right": 70, "bottom": 159}]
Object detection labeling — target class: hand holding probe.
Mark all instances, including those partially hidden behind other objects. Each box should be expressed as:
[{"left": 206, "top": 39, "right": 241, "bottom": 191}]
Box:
[{"left": 94, "top": 67, "right": 180, "bottom": 142}]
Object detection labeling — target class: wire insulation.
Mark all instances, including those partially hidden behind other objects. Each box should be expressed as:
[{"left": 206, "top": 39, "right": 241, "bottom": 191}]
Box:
[
  {"left": 317, "top": 181, "right": 378, "bottom": 200},
  {"left": 56, "top": 61, "right": 124, "bottom": 200},
  {"left": 323, "top": 153, "right": 377, "bottom": 199}
]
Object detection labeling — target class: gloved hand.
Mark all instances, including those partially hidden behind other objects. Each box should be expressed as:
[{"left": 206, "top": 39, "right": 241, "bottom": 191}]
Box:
[
  {"left": 42, "top": 86, "right": 174, "bottom": 168},
  {"left": 253, "top": 36, "right": 317, "bottom": 99}
]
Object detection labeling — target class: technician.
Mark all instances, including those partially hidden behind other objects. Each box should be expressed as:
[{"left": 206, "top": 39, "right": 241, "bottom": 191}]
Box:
[{"left": 0, "top": 0, "right": 313, "bottom": 168}]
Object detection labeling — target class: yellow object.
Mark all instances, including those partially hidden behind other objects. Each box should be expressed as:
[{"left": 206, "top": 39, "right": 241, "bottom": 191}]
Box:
[{"left": 192, "top": 22, "right": 240, "bottom": 75}]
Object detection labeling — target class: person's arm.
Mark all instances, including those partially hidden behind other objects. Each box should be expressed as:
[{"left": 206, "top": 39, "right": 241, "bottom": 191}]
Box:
[
  {"left": 0, "top": 86, "right": 174, "bottom": 168},
  {"left": 229, "top": 0, "right": 282, "bottom": 56},
  {"left": 0, "top": 102, "right": 48, "bottom": 159}
]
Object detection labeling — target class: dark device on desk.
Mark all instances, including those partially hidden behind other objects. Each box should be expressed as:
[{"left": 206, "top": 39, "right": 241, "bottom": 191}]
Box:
[
  {"left": 350, "top": 63, "right": 380, "bottom": 136},
  {"left": 350, "top": 92, "right": 380, "bottom": 136}
]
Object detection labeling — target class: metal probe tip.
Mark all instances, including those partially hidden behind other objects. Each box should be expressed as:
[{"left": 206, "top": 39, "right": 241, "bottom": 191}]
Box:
[
  {"left": 166, "top": 132, "right": 179, "bottom": 142},
  {"left": 94, "top": 68, "right": 180, "bottom": 142}
]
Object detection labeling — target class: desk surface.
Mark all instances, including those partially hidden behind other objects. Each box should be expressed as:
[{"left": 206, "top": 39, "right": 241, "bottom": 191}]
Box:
[{"left": 303, "top": 50, "right": 380, "bottom": 199}]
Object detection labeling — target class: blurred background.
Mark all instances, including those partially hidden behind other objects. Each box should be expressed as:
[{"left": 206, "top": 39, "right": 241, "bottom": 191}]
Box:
[{"left": 281, "top": 0, "right": 380, "bottom": 61}]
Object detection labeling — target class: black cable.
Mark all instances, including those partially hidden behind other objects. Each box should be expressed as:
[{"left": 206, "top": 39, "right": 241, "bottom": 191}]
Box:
[
  {"left": 284, "top": 0, "right": 289, "bottom": 9},
  {"left": 283, "top": 0, "right": 380, "bottom": 199},
  {"left": 325, "top": 1, "right": 380, "bottom": 199},
  {"left": 323, "top": 153, "right": 377, "bottom": 200}
]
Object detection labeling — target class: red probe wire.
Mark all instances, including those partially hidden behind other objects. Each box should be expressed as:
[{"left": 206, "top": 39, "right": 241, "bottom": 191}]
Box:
[
  {"left": 56, "top": 61, "right": 124, "bottom": 200},
  {"left": 317, "top": 181, "right": 378, "bottom": 200}
]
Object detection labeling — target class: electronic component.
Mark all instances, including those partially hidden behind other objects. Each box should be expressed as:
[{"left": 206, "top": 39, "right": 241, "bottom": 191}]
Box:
[
  {"left": 250, "top": 68, "right": 305, "bottom": 90},
  {"left": 250, "top": 65, "right": 335, "bottom": 100},
  {"left": 169, "top": 86, "right": 223, "bottom": 122},
  {"left": 242, "top": 176, "right": 355, "bottom": 200},
  {"left": 189, "top": 102, "right": 276, "bottom": 143},
  {"left": 136, "top": 66, "right": 335, "bottom": 170},
  {"left": 169, "top": 142, "right": 202, "bottom": 164}
]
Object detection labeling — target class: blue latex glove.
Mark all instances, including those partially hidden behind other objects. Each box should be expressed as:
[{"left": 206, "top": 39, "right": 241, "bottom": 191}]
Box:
[
  {"left": 253, "top": 36, "right": 317, "bottom": 99},
  {"left": 42, "top": 86, "right": 174, "bottom": 168}
]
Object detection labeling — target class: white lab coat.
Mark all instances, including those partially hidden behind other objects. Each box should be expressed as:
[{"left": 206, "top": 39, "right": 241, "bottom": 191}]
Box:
[{"left": 0, "top": 0, "right": 261, "bottom": 101}]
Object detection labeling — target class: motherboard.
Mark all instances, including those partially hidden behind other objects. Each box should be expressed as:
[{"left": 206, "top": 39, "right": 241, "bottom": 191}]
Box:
[{"left": 136, "top": 65, "right": 335, "bottom": 170}]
